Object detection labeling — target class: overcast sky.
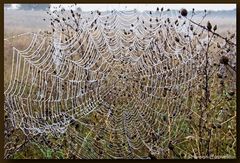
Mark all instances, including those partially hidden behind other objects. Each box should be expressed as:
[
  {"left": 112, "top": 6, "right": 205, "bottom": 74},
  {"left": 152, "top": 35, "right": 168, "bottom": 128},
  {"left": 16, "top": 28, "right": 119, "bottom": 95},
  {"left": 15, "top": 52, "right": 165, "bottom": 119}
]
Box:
[
  {"left": 10, "top": 4, "right": 236, "bottom": 11},
  {"left": 51, "top": 4, "right": 236, "bottom": 11}
]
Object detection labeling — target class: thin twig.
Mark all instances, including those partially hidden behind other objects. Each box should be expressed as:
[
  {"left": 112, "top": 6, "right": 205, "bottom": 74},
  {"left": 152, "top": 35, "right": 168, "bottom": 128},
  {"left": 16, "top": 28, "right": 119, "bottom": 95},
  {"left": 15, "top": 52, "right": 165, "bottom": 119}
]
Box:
[{"left": 186, "top": 18, "right": 236, "bottom": 46}]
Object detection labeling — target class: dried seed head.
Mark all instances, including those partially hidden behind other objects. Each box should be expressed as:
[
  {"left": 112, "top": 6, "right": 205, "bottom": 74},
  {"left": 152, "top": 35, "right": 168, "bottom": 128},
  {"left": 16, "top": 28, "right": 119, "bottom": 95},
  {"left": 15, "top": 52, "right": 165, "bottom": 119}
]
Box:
[
  {"left": 190, "top": 25, "right": 193, "bottom": 31},
  {"left": 228, "top": 91, "right": 235, "bottom": 96},
  {"left": 168, "top": 141, "right": 174, "bottom": 150},
  {"left": 180, "top": 8, "right": 188, "bottom": 17},
  {"left": 216, "top": 123, "right": 222, "bottom": 129},
  {"left": 207, "top": 21, "right": 212, "bottom": 31},
  {"left": 217, "top": 72, "right": 222, "bottom": 78},
  {"left": 213, "top": 25, "right": 217, "bottom": 31},
  {"left": 230, "top": 33, "right": 235, "bottom": 39},
  {"left": 97, "top": 10, "right": 101, "bottom": 15},
  {"left": 219, "top": 55, "right": 229, "bottom": 65},
  {"left": 167, "top": 18, "right": 170, "bottom": 23},
  {"left": 212, "top": 123, "right": 216, "bottom": 129},
  {"left": 175, "top": 37, "right": 180, "bottom": 42}
]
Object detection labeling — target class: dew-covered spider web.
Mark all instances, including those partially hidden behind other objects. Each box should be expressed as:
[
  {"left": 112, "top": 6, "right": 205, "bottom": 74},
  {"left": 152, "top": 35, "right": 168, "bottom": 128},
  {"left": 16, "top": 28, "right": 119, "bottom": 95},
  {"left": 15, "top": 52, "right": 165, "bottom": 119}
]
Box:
[{"left": 4, "top": 9, "right": 236, "bottom": 159}]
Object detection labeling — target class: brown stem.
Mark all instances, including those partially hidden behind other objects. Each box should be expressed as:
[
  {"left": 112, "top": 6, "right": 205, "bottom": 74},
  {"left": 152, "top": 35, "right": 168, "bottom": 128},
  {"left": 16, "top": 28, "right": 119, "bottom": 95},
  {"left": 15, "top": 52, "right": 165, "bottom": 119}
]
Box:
[{"left": 187, "top": 18, "right": 236, "bottom": 46}]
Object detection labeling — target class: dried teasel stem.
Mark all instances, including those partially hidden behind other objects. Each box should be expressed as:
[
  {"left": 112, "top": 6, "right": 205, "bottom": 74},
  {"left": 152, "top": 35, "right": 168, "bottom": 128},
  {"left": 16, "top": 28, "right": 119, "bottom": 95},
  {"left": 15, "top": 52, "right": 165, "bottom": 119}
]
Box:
[{"left": 186, "top": 18, "right": 236, "bottom": 46}]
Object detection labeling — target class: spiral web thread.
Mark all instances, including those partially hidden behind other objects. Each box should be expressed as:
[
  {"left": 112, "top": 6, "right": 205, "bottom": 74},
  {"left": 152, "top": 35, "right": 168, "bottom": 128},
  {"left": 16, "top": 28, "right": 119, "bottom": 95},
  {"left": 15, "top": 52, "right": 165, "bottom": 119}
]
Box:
[{"left": 4, "top": 9, "right": 236, "bottom": 159}]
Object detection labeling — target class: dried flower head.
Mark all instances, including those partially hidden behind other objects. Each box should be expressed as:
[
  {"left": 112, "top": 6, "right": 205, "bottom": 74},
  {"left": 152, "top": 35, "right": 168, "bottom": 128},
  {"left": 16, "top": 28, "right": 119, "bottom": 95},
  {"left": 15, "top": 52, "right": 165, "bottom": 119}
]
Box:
[
  {"left": 213, "top": 25, "right": 217, "bottom": 31},
  {"left": 228, "top": 91, "right": 235, "bottom": 96},
  {"left": 190, "top": 25, "right": 193, "bottom": 31},
  {"left": 168, "top": 141, "right": 174, "bottom": 150},
  {"left": 217, "top": 72, "right": 223, "bottom": 78},
  {"left": 175, "top": 37, "right": 180, "bottom": 42},
  {"left": 207, "top": 21, "right": 212, "bottom": 31},
  {"left": 180, "top": 8, "right": 188, "bottom": 17},
  {"left": 219, "top": 55, "right": 229, "bottom": 65}
]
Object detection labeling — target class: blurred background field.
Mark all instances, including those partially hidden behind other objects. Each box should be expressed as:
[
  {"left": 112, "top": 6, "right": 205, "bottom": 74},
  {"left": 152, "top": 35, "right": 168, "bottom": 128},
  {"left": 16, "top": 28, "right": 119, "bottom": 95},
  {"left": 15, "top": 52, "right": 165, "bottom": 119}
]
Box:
[{"left": 4, "top": 8, "right": 236, "bottom": 86}]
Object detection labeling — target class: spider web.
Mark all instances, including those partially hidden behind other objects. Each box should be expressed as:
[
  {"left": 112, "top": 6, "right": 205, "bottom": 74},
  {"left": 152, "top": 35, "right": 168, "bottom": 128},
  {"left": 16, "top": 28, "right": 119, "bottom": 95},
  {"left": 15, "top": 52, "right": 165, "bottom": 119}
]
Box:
[{"left": 4, "top": 9, "right": 236, "bottom": 159}]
